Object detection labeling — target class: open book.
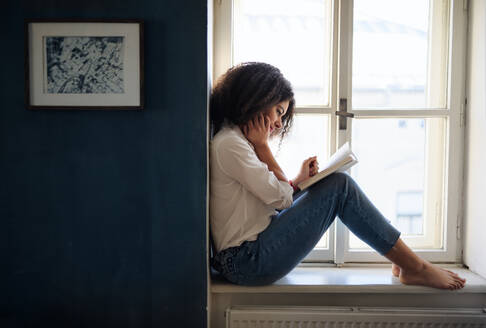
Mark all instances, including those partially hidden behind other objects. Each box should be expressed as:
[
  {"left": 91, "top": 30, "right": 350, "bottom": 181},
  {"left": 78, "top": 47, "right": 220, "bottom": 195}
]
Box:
[{"left": 297, "top": 142, "right": 358, "bottom": 191}]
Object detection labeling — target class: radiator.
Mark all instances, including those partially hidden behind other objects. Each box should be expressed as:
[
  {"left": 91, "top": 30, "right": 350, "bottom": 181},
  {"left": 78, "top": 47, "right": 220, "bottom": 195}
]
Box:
[{"left": 225, "top": 306, "right": 486, "bottom": 327}]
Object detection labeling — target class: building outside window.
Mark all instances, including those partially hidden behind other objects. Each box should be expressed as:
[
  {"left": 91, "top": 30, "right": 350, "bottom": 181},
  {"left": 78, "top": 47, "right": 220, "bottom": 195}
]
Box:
[{"left": 396, "top": 191, "right": 424, "bottom": 235}]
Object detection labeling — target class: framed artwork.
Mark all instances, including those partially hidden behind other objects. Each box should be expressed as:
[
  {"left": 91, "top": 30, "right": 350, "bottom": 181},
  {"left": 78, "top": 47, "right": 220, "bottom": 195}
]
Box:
[{"left": 25, "top": 19, "right": 144, "bottom": 110}]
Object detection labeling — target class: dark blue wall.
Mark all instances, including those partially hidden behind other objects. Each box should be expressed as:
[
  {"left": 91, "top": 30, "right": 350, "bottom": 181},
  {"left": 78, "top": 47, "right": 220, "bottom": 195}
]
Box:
[{"left": 1, "top": 1, "right": 208, "bottom": 327}]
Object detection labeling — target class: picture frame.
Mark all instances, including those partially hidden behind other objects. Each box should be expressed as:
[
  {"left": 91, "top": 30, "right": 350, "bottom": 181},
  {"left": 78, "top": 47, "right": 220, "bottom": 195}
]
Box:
[{"left": 25, "top": 19, "right": 144, "bottom": 110}]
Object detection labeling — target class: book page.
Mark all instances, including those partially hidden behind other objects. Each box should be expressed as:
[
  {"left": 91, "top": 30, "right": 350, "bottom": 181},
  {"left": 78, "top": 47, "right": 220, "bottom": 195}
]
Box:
[
  {"left": 320, "top": 142, "right": 351, "bottom": 171},
  {"left": 297, "top": 142, "right": 357, "bottom": 190}
]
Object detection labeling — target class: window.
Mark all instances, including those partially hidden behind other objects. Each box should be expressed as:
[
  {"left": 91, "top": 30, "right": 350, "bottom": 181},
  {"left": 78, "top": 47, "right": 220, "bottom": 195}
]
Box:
[{"left": 213, "top": 0, "right": 466, "bottom": 263}]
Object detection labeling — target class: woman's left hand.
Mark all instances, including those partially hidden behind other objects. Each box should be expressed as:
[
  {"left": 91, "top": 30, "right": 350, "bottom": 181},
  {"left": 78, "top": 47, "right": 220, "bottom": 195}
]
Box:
[{"left": 293, "top": 156, "right": 319, "bottom": 186}]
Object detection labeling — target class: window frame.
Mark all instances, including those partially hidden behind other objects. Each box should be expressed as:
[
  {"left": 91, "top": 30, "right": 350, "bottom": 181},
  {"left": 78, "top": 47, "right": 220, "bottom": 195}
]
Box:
[{"left": 213, "top": 0, "right": 467, "bottom": 264}]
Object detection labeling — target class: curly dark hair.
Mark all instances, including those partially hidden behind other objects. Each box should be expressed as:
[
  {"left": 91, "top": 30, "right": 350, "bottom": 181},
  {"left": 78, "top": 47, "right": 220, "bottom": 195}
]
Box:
[{"left": 210, "top": 62, "right": 295, "bottom": 141}]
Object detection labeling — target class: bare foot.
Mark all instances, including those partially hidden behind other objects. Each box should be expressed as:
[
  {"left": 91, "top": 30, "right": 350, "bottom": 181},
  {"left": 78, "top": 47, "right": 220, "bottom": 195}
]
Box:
[
  {"left": 399, "top": 261, "right": 466, "bottom": 290},
  {"left": 392, "top": 263, "right": 400, "bottom": 277}
]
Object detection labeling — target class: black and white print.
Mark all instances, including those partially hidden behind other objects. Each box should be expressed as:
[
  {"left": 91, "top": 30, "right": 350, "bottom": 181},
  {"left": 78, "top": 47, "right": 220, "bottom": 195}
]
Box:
[{"left": 45, "top": 36, "right": 124, "bottom": 94}]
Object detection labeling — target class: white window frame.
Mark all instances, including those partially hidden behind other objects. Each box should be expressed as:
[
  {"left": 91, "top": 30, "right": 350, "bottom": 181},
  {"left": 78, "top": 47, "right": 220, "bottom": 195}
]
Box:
[{"left": 213, "top": 0, "right": 467, "bottom": 264}]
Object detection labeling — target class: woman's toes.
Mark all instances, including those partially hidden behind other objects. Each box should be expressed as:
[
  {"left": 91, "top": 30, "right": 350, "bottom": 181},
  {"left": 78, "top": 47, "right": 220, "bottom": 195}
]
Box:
[
  {"left": 453, "top": 278, "right": 464, "bottom": 288},
  {"left": 453, "top": 275, "right": 465, "bottom": 285},
  {"left": 444, "top": 269, "right": 466, "bottom": 287},
  {"left": 444, "top": 269, "right": 466, "bottom": 284},
  {"left": 450, "top": 271, "right": 460, "bottom": 279}
]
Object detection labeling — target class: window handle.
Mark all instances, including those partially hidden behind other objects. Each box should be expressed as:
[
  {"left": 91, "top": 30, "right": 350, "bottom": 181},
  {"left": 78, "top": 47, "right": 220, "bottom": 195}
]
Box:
[
  {"left": 335, "top": 111, "right": 354, "bottom": 118},
  {"left": 335, "top": 98, "right": 354, "bottom": 130}
]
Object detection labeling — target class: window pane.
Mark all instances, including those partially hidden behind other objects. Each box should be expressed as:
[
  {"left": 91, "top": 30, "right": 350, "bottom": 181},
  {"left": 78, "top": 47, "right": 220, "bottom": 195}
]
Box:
[
  {"left": 349, "top": 118, "right": 445, "bottom": 249},
  {"left": 233, "top": 0, "right": 333, "bottom": 106},
  {"left": 396, "top": 191, "right": 424, "bottom": 235},
  {"left": 352, "top": 0, "right": 449, "bottom": 109},
  {"left": 270, "top": 114, "right": 330, "bottom": 248}
]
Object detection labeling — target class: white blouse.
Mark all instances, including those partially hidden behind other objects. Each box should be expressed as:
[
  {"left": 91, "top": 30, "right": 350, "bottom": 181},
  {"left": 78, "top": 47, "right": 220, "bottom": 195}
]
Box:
[{"left": 210, "top": 124, "right": 294, "bottom": 253}]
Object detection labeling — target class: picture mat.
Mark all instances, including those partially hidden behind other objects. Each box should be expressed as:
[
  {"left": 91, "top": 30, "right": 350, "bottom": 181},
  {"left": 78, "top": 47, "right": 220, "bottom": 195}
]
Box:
[{"left": 29, "top": 22, "right": 140, "bottom": 107}]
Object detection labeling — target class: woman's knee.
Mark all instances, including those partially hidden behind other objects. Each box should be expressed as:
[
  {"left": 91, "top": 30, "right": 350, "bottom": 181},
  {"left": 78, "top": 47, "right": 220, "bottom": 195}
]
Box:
[
  {"left": 305, "top": 172, "right": 349, "bottom": 195},
  {"left": 315, "top": 172, "right": 361, "bottom": 199},
  {"left": 320, "top": 171, "right": 352, "bottom": 189},
  {"left": 332, "top": 171, "right": 350, "bottom": 181}
]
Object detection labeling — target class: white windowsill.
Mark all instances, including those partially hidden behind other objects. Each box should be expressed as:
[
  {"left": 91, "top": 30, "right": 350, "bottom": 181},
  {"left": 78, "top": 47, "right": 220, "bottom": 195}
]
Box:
[{"left": 211, "top": 265, "right": 486, "bottom": 294}]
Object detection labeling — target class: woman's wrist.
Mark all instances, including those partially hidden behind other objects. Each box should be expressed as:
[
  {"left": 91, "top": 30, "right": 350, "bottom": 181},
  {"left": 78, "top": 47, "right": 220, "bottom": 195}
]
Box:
[
  {"left": 252, "top": 140, "right": 269, "bottom": 150},
  {"left": 289, "top": 180, "right": 300, "bottom": 192},
  {"left": 292, "top": 175, "right": 304, "bottom": 187}
]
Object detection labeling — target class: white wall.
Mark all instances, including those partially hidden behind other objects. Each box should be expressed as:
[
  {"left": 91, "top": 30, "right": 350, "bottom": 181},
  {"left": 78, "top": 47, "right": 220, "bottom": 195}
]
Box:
[{"left": 464, "top": 0, "right": 486, "bottom": 278}]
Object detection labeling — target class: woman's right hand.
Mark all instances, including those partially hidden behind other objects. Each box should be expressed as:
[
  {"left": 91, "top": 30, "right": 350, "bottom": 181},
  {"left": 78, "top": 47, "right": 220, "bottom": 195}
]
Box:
[
  {"left": 292, "top": 156, "right": 319, "bottom": 186},
  {"left": 240, "top": 113, "right": 271, "bottom": 148}
]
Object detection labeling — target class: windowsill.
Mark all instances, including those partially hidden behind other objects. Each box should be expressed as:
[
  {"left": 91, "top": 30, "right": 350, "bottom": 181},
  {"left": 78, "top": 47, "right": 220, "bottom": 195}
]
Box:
[{"left": 211, "top": 265, "right": 486, "bottom": 294}]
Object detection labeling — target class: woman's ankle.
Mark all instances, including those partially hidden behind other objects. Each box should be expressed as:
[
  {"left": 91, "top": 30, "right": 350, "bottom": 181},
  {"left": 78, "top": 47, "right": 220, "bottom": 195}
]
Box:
[
  {"left": 400, "top": 260, "right": 425, "bottom": 274},
  {"left": 384, "top": 238, "right": 425, "bottom": 273}
]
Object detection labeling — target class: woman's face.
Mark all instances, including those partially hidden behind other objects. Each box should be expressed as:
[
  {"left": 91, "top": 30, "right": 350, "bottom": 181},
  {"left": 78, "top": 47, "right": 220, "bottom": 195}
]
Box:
[{"left": 263, "top": 100, "right": 290, "bottom": 136}]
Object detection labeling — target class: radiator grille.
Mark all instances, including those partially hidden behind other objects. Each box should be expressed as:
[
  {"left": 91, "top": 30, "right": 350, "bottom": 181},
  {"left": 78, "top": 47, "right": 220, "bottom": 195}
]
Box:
[{"left": 226, "top": 306, "right": 486, "bottom": 328}]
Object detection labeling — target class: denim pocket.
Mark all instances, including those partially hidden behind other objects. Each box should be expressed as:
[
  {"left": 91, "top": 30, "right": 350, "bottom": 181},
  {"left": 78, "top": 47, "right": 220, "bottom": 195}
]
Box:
[{"left": 214, "top": 246, "right": 240, "bottom": 276}]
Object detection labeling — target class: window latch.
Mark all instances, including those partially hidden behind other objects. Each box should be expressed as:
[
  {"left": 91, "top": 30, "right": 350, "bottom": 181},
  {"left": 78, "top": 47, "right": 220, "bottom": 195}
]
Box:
[{"left": 335, "top": 98, "right": 354, "bottom": 130}]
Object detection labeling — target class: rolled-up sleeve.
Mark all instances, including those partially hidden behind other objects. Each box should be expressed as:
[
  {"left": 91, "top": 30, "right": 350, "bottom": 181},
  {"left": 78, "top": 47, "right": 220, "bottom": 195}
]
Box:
[{"left": 214, "top": 136, "right": 293, "bottom": 210}]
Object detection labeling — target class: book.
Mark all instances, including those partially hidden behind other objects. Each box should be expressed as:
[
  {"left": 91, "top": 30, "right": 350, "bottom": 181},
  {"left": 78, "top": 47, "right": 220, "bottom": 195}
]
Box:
[{"left": 297, "top": 142, "right": 358, "bottom": 191}]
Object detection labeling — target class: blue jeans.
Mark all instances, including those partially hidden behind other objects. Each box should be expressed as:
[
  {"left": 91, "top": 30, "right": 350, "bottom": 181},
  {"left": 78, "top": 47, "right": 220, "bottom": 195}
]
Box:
[{"left": 211, "top": 172, "right": 401, "bottom": 286}]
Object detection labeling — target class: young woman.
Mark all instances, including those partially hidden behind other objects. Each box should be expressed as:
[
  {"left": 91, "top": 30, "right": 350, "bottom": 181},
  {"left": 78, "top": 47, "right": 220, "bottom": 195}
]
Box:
[{"left": 209, "top": 62, "right": 466, "bottom": 289}]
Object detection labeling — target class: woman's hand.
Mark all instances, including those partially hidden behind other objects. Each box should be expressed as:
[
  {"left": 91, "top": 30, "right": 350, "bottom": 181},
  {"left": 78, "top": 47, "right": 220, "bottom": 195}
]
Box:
[
  {"left": 240, "top": 113, "right": 288, "bottom": 182},
  {"left": 240, "top": 113, "right": 271, "bottom": 147},
  {"left": 293, "top": 156, "right": 319, "bottom": 186}
]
